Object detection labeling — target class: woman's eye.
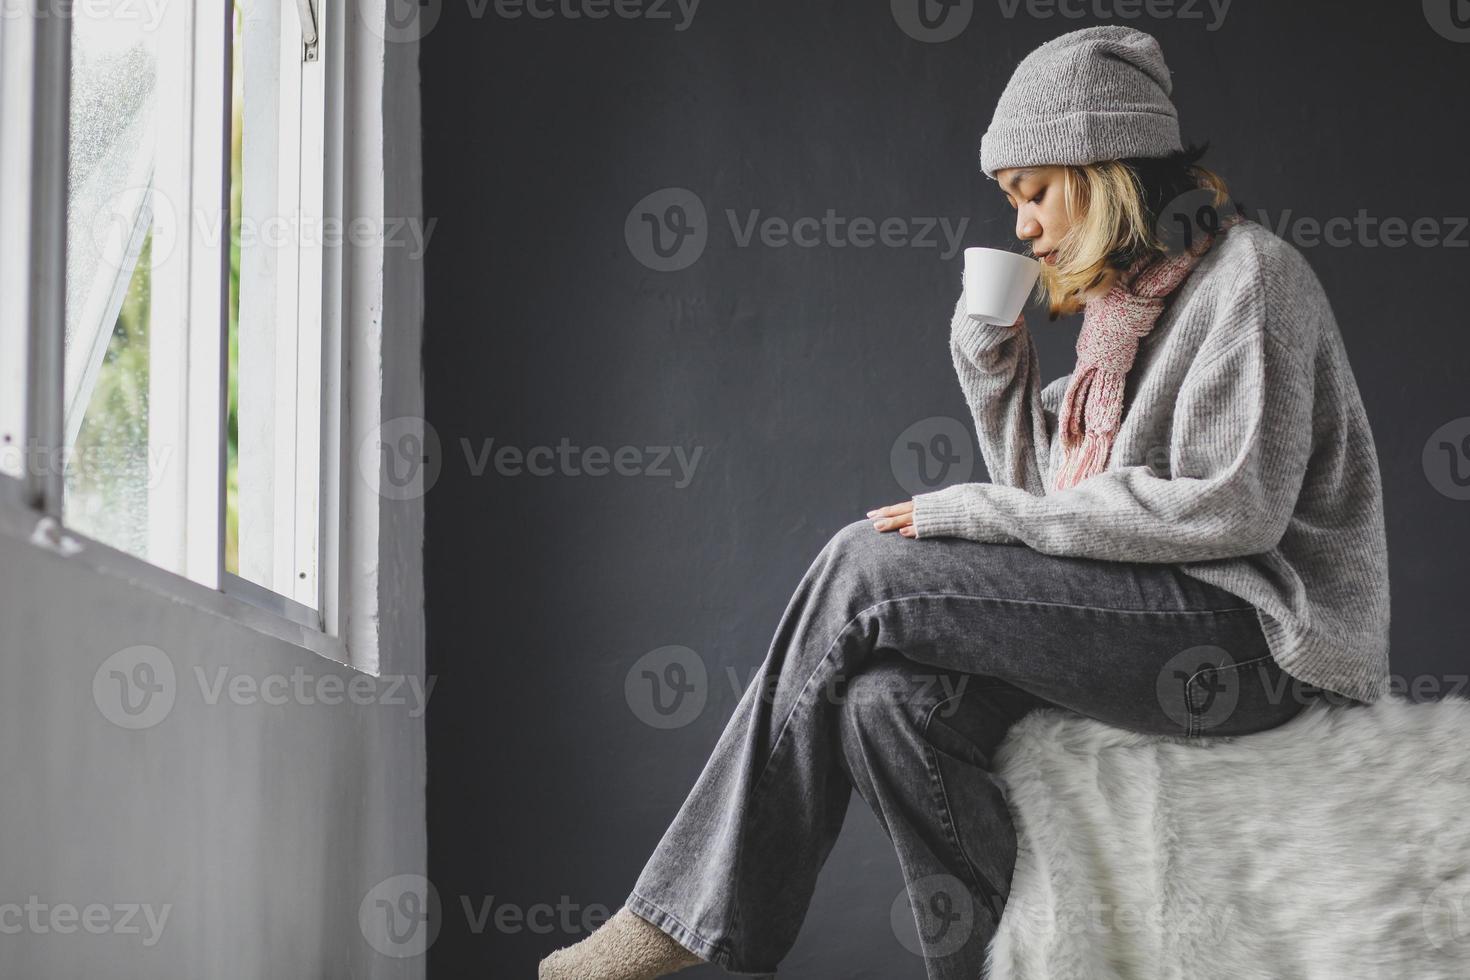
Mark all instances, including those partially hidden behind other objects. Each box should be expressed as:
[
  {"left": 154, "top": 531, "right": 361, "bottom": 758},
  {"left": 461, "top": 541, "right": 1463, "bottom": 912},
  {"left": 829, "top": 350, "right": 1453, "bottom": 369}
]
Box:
[{"left": 1030, "top": 190, "right": 1045, "bottom": 205}]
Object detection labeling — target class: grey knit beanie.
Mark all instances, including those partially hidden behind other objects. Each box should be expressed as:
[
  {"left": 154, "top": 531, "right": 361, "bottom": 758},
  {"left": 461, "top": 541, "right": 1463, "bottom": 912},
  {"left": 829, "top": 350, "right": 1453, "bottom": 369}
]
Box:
[{"left": 979, "top": 26, "right": 1182, "bottom": 179}]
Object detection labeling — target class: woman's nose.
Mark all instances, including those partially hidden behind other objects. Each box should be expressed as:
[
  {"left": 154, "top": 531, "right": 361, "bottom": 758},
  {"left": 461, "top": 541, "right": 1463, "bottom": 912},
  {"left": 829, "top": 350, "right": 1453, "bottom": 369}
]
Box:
[{"left": 1016, "top": 212, "right": 1041, "bottom": 242}]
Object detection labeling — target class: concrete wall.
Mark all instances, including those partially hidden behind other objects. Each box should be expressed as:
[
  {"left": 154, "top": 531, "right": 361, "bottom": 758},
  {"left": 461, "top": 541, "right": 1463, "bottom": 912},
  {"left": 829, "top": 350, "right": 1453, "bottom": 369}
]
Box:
[{"left": 0, "top": 546, "right": 425, "bottom": 979}]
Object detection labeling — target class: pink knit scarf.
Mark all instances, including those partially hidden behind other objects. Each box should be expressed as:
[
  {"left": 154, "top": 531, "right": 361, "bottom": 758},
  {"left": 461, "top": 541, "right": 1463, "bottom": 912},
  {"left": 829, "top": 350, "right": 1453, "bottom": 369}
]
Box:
[{"left": 1052, "top": 211, "right": 1243, "bottom": 492}]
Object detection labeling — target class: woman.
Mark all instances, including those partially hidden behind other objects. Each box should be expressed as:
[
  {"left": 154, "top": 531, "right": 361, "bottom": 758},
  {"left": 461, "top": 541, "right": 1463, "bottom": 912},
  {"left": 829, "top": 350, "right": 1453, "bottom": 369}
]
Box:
[{"left": 540, "top": 25, "right": 1390, "bottom": 980}]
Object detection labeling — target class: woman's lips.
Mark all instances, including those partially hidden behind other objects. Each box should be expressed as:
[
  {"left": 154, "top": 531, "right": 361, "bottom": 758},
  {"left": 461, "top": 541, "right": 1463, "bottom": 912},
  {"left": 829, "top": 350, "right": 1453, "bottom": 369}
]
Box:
[{"left": 1039, "top": 251, "right": 1057, "bottom": 265}]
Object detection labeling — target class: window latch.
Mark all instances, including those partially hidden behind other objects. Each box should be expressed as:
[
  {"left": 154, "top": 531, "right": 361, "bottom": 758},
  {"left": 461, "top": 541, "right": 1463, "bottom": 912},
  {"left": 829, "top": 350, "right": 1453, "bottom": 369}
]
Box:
[{"left": 295, "top": 0, "right": 319, "bottom": 62}]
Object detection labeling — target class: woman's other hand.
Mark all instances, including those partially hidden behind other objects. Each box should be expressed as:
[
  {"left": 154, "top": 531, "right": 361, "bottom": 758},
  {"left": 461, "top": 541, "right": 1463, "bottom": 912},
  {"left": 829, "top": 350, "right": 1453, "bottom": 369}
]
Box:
[{"left": 866, "top": 502, "right": 916, "bottom": 537}]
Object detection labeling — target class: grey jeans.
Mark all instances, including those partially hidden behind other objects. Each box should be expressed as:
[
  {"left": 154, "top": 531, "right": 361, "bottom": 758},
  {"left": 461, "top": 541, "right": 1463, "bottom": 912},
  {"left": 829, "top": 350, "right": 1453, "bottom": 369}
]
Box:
[{"left": 627, "top": 518, "right": 1326, "bottom": 979}]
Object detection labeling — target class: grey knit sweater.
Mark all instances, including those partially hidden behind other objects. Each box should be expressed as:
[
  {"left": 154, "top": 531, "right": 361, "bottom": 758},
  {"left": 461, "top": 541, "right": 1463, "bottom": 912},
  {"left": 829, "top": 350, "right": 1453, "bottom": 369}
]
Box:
[{"left": 911, "top": 219, "right": 1391, "bottom": 705}]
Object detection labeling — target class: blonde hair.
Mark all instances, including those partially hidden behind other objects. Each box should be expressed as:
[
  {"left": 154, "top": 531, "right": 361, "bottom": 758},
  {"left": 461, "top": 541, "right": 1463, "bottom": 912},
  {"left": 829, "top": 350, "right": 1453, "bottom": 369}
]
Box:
[{"left": 1034, "top": 156, "right": 1231, "bottom": 318}]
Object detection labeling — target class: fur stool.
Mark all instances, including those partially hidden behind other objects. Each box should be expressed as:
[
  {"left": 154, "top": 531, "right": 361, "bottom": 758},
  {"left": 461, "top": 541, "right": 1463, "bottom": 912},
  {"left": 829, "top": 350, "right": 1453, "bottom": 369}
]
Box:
[{"left": 984, "top": 694, "right": 1470, "bottom": 979}]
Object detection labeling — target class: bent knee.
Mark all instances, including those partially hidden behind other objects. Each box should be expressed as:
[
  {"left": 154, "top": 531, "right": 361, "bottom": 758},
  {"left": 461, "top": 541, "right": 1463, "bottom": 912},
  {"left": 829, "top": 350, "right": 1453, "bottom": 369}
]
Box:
[
  {"left": 835, "top": 658, "right": 939, "bottom": 741},
  {"left": 825, "top": 517, "right": 883, "bottom": 559},
  {"left": 815, "top": 518, "right": 920, "bottom": 594}
]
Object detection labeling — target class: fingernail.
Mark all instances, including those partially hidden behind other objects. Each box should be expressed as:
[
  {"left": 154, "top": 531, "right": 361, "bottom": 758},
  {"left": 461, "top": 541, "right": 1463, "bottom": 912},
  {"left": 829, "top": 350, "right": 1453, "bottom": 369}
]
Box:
[
  {"left": 865, "top": 509, "right": 877, "bottom": 517},
  {"left": 872, "top": 521, "right": 884, "bottom": 530}
]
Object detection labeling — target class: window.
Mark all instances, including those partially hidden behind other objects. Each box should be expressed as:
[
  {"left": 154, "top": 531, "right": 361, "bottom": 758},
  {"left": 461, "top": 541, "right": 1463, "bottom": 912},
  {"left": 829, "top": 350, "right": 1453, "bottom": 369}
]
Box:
[
  {"left": 228, "top": 0, "right": 327, "bottom": 617},
  {"left": 54, "top": 0, "right": 327, "bottom": 626},
  {"left": 3, "top": 0, "right": 352, "bottom": 644}
]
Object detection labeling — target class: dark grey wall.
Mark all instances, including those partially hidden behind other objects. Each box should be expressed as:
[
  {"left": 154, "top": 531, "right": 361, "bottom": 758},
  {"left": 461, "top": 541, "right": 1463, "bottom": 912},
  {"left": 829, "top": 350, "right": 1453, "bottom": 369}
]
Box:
[{"left": 422, "top": 2, "right": 1470, "bottom": 975}]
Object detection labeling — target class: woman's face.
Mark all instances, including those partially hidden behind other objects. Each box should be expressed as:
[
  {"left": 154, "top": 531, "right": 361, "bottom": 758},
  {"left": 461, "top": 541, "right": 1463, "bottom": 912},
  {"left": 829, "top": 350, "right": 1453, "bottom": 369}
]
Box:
[{"left": 995, "top": 165, "right": 1072, "bottom": 266}]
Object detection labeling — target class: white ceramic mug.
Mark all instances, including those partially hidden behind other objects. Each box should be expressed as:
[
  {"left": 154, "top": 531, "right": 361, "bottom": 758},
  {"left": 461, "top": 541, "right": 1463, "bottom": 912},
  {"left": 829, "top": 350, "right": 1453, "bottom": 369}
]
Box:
[{"left": 963, "top": 247, "right": 1041, "bottom": 325}]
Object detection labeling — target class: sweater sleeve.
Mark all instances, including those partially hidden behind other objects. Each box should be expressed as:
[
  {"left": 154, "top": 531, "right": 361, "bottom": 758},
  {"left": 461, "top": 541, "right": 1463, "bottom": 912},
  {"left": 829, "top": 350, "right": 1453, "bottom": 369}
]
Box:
[
  {"left": 943, "top": 291, "right": 1061, "bottom": 497},
  {"left": 910, "top": 285, "right": 1316, "bottom": 563}
]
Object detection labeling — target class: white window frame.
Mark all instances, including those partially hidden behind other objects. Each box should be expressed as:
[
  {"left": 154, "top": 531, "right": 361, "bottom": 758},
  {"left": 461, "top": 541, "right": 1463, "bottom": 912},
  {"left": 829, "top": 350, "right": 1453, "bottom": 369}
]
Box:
[
  {"left": 228, "top": 0, "right": 328, "bottom": 626},
  {"left": 0, "top": 0, "right": 67, "bottom": 516},
  {"left": 0, "top": 0, "right": 418, "bottom": 679}
]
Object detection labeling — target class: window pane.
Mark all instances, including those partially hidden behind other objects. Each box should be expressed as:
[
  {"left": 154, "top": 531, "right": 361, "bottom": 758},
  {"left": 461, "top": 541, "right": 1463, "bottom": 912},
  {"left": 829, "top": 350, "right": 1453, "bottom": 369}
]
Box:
[
  {"left": 62, "top": 0, "right": 316, "bottom": 607},
  {"left": 226, "top": 3, "right": 243, "bottom": 578},
  {"left": 230, "top": 0, "right": 323, "bottom": 610},
  {"left": 62, "top": 3, "right": 159, "bottom": 558},
  {"left": 63, "top": 236, "right": 154, "bottom": 555},
  {"left": 64, "top": 0, "right": 229, "bottom": 586}
]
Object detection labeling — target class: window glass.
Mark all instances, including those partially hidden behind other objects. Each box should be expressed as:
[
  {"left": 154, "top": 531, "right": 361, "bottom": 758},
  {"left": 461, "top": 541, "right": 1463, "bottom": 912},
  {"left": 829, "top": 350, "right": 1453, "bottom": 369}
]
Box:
[
  {"left": 231, "top": 0, "right": 323, "bottom": 609},
  {"left": 61, "top": 0, "right": 321, "bottom": 612},
  {"left": 63, "top": 2, "right": 160, "bottom": 558}
]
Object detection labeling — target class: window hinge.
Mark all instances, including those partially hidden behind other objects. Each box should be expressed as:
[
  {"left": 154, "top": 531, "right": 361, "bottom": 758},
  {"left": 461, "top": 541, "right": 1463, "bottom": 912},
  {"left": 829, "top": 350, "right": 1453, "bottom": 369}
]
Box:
[{"left": 295, "top": 0, "right": 319, "bottom": 62}]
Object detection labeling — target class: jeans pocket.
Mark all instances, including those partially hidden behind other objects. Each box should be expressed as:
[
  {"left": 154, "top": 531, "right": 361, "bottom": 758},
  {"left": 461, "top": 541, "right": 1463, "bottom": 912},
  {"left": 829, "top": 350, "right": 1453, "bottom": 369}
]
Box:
[{"left": 1184, "top": 653, "right": 1279, "bottom": 737}]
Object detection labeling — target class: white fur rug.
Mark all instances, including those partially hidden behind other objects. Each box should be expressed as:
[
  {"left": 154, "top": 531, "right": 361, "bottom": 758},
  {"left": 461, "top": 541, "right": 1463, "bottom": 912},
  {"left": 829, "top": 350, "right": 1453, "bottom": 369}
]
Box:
[{"left": 984, "top": 694, "right": 1470, "bottom": 980}]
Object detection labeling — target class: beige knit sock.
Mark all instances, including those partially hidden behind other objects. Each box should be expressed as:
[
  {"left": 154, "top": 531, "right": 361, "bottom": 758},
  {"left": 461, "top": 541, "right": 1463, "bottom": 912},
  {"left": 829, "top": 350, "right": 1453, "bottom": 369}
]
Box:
[{"left": 538, "top": 905, "right": 705, "bottom": 980}]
